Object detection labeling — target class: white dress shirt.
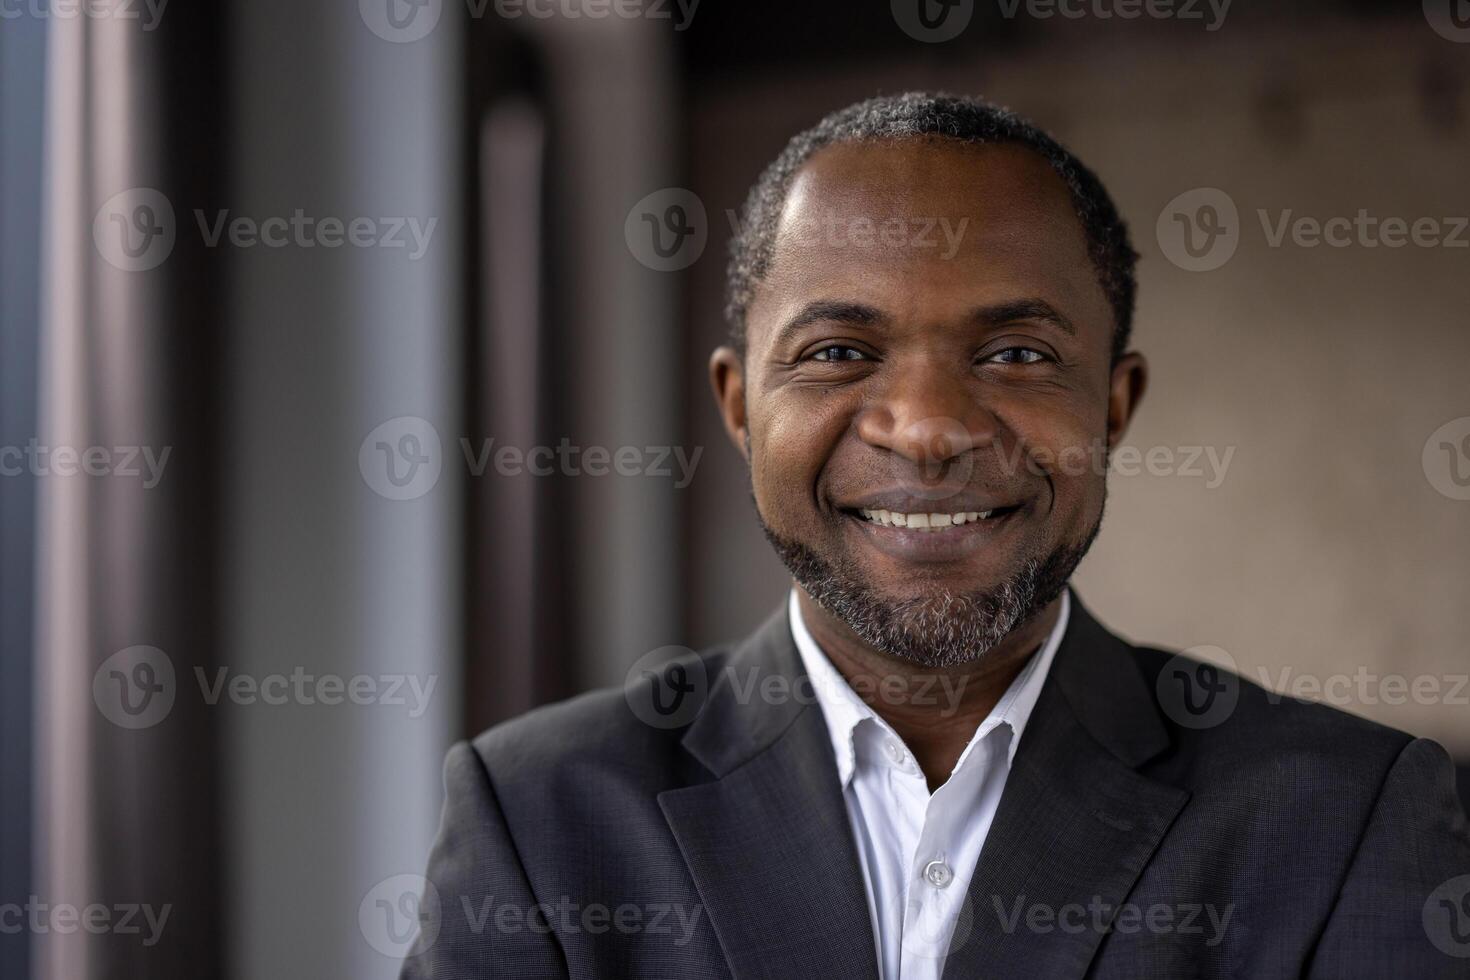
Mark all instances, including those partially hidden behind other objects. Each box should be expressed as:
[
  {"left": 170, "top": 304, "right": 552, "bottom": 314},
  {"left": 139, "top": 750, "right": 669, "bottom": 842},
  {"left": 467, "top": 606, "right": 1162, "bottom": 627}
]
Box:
[{"left": 788, "top": 588, "right": 1070, "bottom": 980}]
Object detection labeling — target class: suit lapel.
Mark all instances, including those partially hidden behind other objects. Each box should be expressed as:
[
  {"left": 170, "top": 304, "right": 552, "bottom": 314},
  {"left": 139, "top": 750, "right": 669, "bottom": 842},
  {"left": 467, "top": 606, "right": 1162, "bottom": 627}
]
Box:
[
  {"left": 659, "top": 594, "right": 1188, "bottom": 980},
  {"left": 658, "top": 606, "right": 881, "bottom": 980},
  {"left": 940, "top": 594, "right": 1190, "bottom": 980}
]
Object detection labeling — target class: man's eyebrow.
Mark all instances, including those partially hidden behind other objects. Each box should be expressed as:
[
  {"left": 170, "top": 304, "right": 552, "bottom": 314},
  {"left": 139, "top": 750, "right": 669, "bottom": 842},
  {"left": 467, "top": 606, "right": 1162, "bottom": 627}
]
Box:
[
  {"left": 971, "top": 298, "right": 1077, "bottom": 336},
  {"left": 772, "top": 300, "right": 886, "bottom": 347}
]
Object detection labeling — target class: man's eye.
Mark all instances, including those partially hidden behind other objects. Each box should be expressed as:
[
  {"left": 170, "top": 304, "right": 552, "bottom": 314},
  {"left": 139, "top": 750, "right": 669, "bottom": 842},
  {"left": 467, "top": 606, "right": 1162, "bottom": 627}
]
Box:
[
  {"left": 987, "top": 347, "right": 1047, "bottom": 365},
  {"left": 809, "top": 345, "right": 868, "bottom": 362}
]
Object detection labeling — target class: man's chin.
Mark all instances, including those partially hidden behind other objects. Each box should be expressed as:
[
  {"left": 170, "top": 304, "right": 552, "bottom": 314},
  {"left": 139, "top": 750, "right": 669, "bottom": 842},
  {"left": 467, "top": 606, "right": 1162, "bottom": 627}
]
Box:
[{"left": 758, "top": 513, "right": 1100, "bottom": 668}]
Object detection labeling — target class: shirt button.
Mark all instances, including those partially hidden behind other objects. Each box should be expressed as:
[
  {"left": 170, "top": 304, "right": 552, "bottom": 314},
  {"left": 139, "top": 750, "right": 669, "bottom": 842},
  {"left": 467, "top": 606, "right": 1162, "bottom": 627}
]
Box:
[
  {"left": 923, "top": 860, "right": 953, "bottom": 888},
  {"left": 883, "top": 739, "right": 907, "bottom": 767}
]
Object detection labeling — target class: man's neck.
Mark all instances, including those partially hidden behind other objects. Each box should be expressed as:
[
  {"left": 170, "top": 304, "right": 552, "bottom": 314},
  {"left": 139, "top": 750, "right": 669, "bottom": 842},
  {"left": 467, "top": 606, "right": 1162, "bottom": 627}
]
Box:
[{"left": 794, "top": 587, "right": 1064, "bottom": 791}]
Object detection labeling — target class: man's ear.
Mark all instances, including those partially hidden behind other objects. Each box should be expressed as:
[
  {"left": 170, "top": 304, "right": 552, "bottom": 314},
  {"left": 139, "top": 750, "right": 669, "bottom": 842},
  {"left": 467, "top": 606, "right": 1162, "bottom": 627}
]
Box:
[
  {"left": 1106, "top": 351, "right": 1148, "bottom": 449},
  {"left": 709, "top": 346, "right": 749, "bottom": 462}
]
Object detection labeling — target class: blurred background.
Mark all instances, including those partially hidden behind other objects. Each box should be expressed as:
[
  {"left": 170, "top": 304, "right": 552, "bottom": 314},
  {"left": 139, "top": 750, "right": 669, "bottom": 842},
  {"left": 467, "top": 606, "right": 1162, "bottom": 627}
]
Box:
[{"left": 2, "top": 0, "right": 1468, "bottom": 977}]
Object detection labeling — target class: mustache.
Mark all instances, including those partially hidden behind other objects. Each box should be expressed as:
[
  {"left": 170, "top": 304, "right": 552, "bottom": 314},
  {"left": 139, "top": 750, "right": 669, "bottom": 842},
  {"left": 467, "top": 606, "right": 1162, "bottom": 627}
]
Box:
[{"left": 824, "top": 453, "right": 1040, "bottom": 509}]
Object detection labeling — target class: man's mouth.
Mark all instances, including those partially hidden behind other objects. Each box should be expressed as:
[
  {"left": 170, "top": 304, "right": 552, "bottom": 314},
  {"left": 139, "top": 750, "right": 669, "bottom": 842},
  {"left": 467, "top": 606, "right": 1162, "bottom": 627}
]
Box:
[
  {"left": 833, "top": 501, "right": 1027, "bottom": 563},
  {"left": 852, "top": 506, "right": 1020, "bottom": 531}
]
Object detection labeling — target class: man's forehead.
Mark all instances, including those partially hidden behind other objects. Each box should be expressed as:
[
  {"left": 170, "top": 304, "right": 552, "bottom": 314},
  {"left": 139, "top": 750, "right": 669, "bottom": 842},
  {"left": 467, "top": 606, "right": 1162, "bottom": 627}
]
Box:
[
  {"left": 746, "top": 137, "right": 1105, "bottom": 345},
  {"left": 777, "top": 138, "right": 1074, "bottom": 228}
]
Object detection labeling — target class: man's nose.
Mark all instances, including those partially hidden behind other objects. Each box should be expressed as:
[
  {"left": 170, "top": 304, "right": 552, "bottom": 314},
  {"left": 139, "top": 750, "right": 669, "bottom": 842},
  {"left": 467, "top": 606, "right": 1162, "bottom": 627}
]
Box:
[{"left": 853, "top": 362, "right": 1000, "bottom": 466}]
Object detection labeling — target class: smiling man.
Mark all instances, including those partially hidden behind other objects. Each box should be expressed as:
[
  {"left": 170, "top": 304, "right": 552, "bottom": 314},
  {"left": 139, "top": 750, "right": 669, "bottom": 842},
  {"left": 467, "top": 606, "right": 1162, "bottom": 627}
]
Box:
[{"left": 403, "top": 93, "right": 1470, "bottom": 979}]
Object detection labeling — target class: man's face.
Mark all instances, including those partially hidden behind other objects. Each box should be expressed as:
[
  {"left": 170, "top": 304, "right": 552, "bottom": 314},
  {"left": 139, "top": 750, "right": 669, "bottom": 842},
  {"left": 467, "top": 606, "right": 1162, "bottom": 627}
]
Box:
[{"left": 712, "top": 138, "right": 1145, "bottom": 665}]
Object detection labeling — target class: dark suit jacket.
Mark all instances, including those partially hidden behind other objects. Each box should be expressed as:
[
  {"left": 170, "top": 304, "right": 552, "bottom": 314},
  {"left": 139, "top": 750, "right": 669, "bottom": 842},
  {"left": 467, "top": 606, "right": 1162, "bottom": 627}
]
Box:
[{"left": 402, "top": 593, "right": 1470, "bottom": 979}]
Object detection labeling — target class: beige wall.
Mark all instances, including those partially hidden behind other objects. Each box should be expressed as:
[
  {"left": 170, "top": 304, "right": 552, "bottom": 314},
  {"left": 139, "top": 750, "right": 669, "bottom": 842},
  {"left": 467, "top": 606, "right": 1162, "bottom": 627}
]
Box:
[{"left": 686, "top": 16, "right": 1470, "bottom": 755}]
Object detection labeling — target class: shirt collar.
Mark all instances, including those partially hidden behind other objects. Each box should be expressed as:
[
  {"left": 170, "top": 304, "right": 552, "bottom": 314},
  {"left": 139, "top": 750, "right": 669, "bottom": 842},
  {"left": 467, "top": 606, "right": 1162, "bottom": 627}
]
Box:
[{"left": 788, "top": 587, "right": 1071, "bottom": 787}]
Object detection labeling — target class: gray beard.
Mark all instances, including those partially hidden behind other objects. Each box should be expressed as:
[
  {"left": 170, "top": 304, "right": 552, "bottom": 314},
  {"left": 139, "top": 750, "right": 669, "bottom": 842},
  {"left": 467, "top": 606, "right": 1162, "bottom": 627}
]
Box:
[{"left": 758, "top": 511, "right": 1101, "bottom": 668}]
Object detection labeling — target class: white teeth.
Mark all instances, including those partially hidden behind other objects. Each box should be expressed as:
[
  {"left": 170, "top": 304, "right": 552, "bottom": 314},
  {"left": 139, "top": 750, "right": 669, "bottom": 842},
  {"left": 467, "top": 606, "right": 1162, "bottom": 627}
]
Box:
[{"left": 857, "top": 508, "right": 1000, "bottom": 531}]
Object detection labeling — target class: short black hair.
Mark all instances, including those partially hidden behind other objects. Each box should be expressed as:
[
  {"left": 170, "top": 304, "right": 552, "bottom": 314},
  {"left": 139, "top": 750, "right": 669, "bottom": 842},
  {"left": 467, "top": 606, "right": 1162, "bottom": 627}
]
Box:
[{"left": 724, "top": 91, "right": 1139, "bottom": 363}]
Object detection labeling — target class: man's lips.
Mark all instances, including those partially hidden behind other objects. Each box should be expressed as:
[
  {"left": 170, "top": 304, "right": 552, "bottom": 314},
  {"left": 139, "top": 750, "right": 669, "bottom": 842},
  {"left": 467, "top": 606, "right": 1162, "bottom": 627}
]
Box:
[
  {"left": 832, "top": 491, "right": 1025, "bottom": 521},
  {"left": 836, "top": 498, "right": 1028, "bottom": 562}
]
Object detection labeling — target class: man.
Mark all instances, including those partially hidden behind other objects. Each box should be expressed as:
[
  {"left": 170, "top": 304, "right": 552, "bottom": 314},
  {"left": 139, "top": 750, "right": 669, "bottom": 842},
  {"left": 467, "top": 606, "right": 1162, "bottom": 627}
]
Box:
[{"left": 403, "top": 93, "right": 1470, "bottom": 978}]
